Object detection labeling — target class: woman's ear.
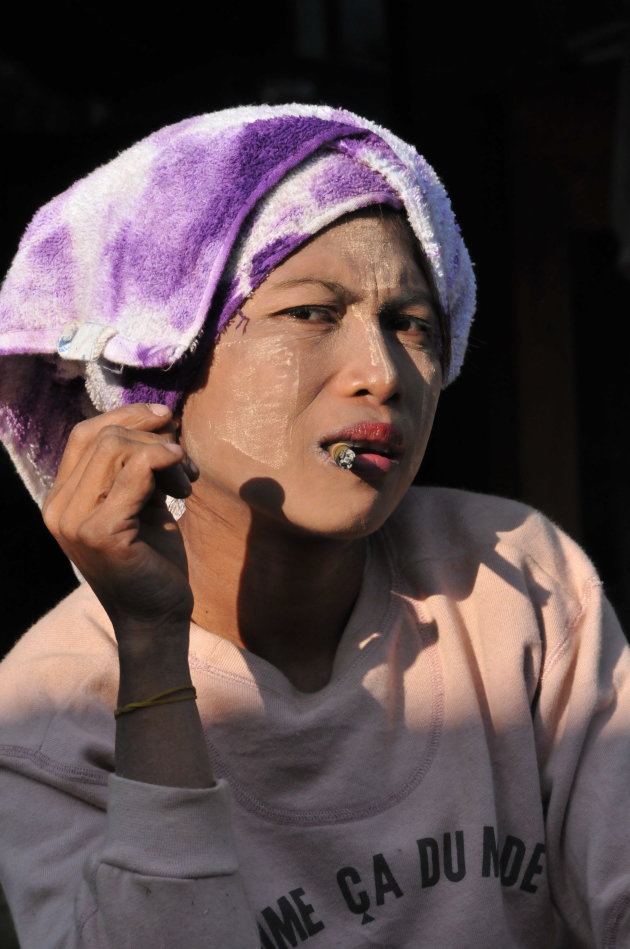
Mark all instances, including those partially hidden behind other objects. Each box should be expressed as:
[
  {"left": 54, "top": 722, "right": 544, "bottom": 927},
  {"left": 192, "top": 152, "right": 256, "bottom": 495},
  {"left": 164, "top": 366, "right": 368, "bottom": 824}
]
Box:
[{"left": 173, "top": 411, "right": 184, "bottom": 443}]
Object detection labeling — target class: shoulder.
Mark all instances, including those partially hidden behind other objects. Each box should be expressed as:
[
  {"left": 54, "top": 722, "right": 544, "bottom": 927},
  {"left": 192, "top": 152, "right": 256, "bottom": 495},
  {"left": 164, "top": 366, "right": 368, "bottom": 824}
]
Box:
[
  {"left": 0, "top": 584, "right": 117, "bottom": 796},
  {"left": 380, "top": 488, "right": 622, "bottom": 700},
  {"left": 1, "top": 581, "right": 117, "bottom": 688},
  {"left": 385, "top": 486, "right": 601, "bottom": 603}
]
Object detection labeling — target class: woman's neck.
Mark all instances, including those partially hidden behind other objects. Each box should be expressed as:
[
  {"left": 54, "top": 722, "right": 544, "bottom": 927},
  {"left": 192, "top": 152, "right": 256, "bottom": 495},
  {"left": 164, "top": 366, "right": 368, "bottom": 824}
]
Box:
[{"left": 179, "top": 496, "right": 368, "bottom": 692}]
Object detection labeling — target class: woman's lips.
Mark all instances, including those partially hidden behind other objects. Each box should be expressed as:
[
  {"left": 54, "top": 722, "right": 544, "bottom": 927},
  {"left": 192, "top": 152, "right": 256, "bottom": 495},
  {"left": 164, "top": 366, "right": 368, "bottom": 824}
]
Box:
[
  {"left": 350, "top": 451, "right": 397, "bottom": 474},
  {"left": 321, "top": 423, "right": 404, "bottom": 475}
]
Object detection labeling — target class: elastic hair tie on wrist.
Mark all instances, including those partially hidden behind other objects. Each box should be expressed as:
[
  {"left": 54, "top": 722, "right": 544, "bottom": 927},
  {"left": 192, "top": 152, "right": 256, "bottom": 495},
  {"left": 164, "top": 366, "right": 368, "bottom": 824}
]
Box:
[{"left": 114, "top": 685, "right": 197, "bottom": 718}]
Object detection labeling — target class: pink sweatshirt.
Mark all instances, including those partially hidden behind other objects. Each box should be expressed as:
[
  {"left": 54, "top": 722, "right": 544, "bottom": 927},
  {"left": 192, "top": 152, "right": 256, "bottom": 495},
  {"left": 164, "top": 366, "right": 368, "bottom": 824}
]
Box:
[{"left": 1, "top": 487, "right": 629, "bottom": 948}]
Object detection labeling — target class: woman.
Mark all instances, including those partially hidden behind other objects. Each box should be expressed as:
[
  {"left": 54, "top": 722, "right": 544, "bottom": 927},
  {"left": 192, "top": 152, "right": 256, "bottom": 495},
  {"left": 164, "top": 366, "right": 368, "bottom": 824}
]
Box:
[{"left": 0, "top": 104, "right": 628, "bottom": 948}]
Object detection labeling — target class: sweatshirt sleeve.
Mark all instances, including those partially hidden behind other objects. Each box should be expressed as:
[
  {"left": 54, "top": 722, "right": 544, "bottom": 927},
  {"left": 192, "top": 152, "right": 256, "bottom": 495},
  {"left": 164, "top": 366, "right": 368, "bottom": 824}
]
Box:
[
  {"left": 536, "top": 578, "right": 630, "bottom": 948},
  {"left": 0, "top": 768, "right": 259, "bottom": 949}
]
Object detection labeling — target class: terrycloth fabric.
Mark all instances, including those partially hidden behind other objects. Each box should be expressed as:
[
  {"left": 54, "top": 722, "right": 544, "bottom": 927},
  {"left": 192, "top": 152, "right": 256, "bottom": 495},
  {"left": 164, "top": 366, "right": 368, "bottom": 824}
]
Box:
[{"left": 0, "top": 104, "right": 475, "bottom": 507}]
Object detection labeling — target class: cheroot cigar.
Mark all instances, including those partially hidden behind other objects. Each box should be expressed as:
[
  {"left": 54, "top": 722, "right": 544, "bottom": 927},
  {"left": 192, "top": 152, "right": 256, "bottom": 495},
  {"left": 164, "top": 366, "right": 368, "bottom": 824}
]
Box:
[{"left": 330, "top": 443, "right": 356, "bottom": 470}]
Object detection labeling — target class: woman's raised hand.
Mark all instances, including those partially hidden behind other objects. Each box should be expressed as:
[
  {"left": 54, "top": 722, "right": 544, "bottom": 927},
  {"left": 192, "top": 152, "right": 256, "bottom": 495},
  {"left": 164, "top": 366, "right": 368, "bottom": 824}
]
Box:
[
  {"left": 42, "top": 404, "right": 198, "bottom": 639},
  {"left": 43, "top": 403, "right": 215, "bottom": 789}
]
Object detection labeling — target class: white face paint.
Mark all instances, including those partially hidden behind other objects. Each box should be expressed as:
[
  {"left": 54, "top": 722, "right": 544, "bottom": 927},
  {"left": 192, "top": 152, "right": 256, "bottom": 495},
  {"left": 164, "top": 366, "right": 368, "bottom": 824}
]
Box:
[
  {"left": 179, "top": 210, "right": 443, "bottom": 539},
  {"left": 207, "top": 335, "right": 299, "bottom": 469}
]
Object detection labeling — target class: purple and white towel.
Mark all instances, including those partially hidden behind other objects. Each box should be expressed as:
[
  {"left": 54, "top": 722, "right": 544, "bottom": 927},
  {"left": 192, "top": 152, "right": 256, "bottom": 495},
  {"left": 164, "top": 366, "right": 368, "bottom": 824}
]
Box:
[{"left": 0, "top": 103, "right": 476, "bottom": 506}]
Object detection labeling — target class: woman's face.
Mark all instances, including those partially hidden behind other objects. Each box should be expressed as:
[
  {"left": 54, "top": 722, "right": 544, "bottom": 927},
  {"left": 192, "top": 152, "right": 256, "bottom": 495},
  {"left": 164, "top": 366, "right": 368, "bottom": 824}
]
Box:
[{"left": 180, "top": 210, "right": 442, "bottom": 539}]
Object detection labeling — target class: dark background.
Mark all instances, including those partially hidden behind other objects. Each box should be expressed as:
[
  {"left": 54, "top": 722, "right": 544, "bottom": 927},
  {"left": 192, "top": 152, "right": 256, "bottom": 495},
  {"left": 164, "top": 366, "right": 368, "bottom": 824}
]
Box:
[{"left": 2, "top": 0, "right": 629, "bottom": 654}]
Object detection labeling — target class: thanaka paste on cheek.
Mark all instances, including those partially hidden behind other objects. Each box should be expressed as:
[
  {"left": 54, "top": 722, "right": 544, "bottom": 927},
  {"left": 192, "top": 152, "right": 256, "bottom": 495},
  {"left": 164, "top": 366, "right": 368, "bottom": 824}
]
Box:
[{"left": 203, "top": 336, "right": 300, "bottom": 470}]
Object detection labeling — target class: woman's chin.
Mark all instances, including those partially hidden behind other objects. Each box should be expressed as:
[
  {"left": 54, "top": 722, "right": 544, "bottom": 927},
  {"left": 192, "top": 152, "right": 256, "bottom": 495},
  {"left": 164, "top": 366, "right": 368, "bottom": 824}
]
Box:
[
  {"left": 189, "top": 460, "right": 412, "bottom": 544},
  {"left": 275, "top": 487, "right": 406, "bottom": 543}
]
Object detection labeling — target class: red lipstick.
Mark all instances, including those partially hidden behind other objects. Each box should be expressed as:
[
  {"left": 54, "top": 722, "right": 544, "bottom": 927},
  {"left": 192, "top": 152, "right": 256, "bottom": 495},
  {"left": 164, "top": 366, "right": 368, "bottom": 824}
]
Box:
[{"left": 322, "top": 423, "right": 404, "bottom": 475}]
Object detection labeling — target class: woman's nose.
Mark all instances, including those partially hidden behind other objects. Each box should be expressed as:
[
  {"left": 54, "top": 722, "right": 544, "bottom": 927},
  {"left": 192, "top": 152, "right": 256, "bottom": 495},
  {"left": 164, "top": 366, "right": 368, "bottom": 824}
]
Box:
[{"left": 335, "top": 319, "right": 401, "bottom": 404}]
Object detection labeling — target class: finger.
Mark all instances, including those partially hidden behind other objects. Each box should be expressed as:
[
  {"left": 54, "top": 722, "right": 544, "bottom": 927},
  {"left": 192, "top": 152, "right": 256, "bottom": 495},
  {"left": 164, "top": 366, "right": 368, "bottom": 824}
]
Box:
[
  {"left": 71, "top": 445, "right": 185, "bottom": 555},
  {"left": 55, "top": 403, "right": 176, "bottom": 484},
  {"left": 47, "top": 411, "right": 194, "bottom": 518},
  {"left": 44, "top": 405, "right": 198, "bottom": 537},
  {"left": 154, "top": 451, "right": 198, "bottom": 498},
  {"left": 47, "top": 436, "right": 189, "bottom": 542}
]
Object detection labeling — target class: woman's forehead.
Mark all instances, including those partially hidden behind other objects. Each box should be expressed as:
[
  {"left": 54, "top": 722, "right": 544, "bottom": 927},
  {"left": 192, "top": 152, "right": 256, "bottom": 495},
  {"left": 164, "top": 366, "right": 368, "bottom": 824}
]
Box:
[{"left": 255, "top": 210, "right": 431, "bottom": 299}]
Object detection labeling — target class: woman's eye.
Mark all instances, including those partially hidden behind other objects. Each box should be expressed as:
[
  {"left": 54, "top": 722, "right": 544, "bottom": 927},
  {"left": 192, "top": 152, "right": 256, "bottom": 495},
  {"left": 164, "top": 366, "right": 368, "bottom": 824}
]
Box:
[
  {"left": 283, "top": 306, "right": 337, "bottom": 323},
  {"left": 389, "top": 314, "right": 434, "bottom": 340}
]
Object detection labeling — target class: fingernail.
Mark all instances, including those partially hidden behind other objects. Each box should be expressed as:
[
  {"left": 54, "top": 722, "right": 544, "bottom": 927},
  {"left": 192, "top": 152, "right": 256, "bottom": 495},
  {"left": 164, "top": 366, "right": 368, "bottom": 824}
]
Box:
[
  {"left": 147, "top": 403, "right": 171, "bottom": 416},
  {"left": 165, "top": 442, "right": 183, "bottom": 455}
]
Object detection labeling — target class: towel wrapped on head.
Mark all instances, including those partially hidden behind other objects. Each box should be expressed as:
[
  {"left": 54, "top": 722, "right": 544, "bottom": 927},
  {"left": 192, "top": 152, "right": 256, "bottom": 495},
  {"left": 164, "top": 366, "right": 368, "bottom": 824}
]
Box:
[{"left": 0, "top": 103, "right": 476, "bottom": 507}]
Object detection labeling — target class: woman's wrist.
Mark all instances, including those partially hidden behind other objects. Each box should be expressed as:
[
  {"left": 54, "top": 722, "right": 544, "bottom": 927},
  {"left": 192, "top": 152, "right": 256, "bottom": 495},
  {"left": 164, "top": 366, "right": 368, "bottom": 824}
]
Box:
[
  {"left": 116, "top": 624, "right": 192, "bottom": 703},
  {"left": 114, "top": 633, "right": 214, "bottom": 788},
  {"left": 115, "top": 619, "right": 190, "bottom": 659}
]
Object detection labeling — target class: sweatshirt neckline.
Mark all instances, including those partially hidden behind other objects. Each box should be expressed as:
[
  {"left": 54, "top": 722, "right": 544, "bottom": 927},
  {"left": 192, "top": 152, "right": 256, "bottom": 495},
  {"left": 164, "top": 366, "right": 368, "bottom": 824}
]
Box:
[
  {"left": 188, "top": 528, "right": 397, "bottom": 702},
  {"left": 185, "top": 518, "right": 444, "bottom": 826}
]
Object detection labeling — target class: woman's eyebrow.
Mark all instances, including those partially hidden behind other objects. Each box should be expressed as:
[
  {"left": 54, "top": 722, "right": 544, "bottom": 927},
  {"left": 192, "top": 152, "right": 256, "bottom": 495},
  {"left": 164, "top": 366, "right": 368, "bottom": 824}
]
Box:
[
  {"left": 380, "top": 289, "right": 437, "bottom": 314},
  {"left": 269, "top": 277, "right": 351, "bottom": 297},
  {"left": 268, "top": 281, "right": 436, "bottom": 312}
]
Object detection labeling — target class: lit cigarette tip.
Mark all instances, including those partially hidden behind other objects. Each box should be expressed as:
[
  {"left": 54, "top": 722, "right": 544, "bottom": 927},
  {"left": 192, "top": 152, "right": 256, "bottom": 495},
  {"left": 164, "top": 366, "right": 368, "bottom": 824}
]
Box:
[{"left": 330, "top": 443, "right": 356, "bottom": 470}]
